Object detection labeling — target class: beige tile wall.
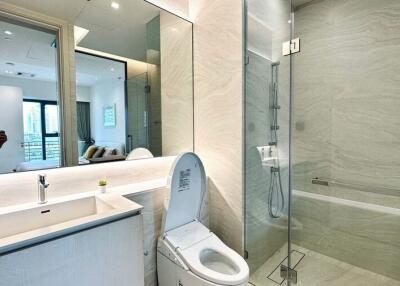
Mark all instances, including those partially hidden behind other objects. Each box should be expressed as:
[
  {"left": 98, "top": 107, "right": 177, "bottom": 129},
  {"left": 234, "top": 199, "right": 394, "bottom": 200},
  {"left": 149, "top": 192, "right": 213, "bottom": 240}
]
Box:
[
  {"left": 292, "top": 0, "right": 400, "bottom": 204},
  {"left": 152, "top": 0, "right": 246, "bottom": 255},
  {"left": 160, "top": 11, "right": 193, "bottom": 156},
  {"left": 292, "top": 0, "right": 400, "bottom": 280},
  {"left": 191, "top": 0, "right": 244, "bottom": 254}
]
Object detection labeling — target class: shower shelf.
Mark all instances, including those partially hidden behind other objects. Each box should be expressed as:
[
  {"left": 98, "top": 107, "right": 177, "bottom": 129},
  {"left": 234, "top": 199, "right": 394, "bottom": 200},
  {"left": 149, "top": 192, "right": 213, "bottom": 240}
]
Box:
[
  {"left": 311, "top": 177, "right": 400, "bottom": 198},
  {"left": 261, "top": 158, "right": 277, "bottom": 167}
]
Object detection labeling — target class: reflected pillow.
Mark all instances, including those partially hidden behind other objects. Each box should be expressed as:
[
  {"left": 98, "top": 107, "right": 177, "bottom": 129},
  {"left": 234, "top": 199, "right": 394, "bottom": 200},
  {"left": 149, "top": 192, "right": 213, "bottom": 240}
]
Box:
[
  {"left": 84, "top": 145, "right": 98, "bottom": 159},
  {"left": 103, "top": 148, "right": 116, "bottom": 157},
  {"left": 92, "top": 147, "right": 105, "bottom": 158}
]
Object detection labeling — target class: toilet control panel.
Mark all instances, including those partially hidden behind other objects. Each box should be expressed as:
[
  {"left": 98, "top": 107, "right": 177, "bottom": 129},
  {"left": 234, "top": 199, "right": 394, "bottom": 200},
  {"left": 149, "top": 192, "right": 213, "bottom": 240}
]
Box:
[{"left": 157, "top": 238, "right": 188, "bottom": 271}]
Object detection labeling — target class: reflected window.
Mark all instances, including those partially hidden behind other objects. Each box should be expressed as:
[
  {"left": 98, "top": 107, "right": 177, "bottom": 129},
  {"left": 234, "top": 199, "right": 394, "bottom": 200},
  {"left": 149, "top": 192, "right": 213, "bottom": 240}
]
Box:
[{"left": 23, "top": 100, "right": 60, "bottom": 162}]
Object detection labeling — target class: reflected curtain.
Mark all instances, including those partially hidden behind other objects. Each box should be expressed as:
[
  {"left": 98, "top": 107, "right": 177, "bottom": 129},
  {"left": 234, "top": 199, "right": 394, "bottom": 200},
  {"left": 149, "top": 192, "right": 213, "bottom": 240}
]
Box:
[{"left": 77, "top": 102, "right": 93, "bottom": 155}]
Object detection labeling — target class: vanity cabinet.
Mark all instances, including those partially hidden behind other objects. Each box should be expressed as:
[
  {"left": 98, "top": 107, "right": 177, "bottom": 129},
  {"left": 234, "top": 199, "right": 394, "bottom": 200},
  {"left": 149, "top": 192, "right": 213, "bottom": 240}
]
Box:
[{"left": 0, "top": 215, "right": 144, "bottom": 286}]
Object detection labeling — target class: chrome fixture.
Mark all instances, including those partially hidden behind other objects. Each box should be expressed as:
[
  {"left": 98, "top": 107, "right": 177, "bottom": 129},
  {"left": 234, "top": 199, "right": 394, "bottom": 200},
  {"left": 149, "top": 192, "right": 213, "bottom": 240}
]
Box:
[
  {"left": 267, "top": 62, "right": 284, "bottom": 219},
  {"left": 37, "top": 174, "right": 49, "bottom": 204},
  {"left": 281, "top": 265, "right": 298, "bottom": 284},
  {"left": 311, "top": 177, "right": 400, "bottom": 198},
  {"left": 282, "top": 38, "right": 301, "bottom": 56}
]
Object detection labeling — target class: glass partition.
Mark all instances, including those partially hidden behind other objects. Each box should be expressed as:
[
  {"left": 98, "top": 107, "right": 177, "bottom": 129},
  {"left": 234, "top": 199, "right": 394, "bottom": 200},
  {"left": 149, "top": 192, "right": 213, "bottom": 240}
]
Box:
[
  {"left": 291, "top": 0, "right": 400, "bottom": 284},
  {"left": 245, "top": 0, "right": 400, "bottom": 285},
  {"left": 244, "top": 0, "right": 292, "bottom": 285}
]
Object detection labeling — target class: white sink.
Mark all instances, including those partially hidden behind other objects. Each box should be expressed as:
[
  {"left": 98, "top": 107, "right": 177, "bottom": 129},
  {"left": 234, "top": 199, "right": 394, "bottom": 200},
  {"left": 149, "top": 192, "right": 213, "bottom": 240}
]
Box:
[{"left": 0, "top": 193, "right": 142, "bottom": 254}]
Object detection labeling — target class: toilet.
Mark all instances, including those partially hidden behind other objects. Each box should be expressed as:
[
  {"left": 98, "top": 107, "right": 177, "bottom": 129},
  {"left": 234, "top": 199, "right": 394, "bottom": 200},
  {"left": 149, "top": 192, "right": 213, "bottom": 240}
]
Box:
[{"left": 157, "top": 153, "right": 249, "bottom": 286}]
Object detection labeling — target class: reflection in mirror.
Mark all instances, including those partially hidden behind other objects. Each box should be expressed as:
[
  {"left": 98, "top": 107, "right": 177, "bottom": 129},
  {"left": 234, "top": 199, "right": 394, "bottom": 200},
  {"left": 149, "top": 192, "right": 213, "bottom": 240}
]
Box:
[
  {"left": 75, "top": 52, "right": 127, "bottom": 165},
  {"left": 72, "top": 0, "right": 194, "bottom": 164},
  {"left": 0, "top": 15, "right": 61, "bottom": 174},
  {"left": 0, "top": 0, "right": 193, "bottom": 173}
]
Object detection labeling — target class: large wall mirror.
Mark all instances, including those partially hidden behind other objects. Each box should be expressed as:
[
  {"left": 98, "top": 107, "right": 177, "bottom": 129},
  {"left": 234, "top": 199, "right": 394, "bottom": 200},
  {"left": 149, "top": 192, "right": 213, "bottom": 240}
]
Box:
[{"left": 0, "top": 0, "right": 193, "bottom": 174}]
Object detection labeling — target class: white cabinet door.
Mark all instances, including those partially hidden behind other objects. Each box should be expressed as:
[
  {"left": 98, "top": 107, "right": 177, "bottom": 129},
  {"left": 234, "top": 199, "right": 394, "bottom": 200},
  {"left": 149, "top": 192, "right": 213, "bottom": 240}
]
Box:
[{"left": 0, "top": 215, "right": 145, "bottom": 286}]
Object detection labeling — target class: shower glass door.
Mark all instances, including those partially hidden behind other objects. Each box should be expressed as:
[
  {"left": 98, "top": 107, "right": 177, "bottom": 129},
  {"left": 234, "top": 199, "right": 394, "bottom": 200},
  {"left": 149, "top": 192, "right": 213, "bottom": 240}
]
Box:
[
  {"left": 246, "top": 0, "right": 400, "bottom": 285},
  {"left": 291, "top": 0, "right": 400, "bottom": 285},
  {"left": 244, "top": 0, "right": 293, "bottom": 285},
  {"left": 126, "top": 72, "right": 149, "bottom": 153}
]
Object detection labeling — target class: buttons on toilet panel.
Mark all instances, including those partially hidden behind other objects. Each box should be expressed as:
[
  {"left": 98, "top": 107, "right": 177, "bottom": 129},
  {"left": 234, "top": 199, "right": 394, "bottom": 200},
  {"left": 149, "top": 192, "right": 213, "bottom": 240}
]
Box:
[
  {"left": 162, "top": 153, "right": 206, "bottom": 233},
  {"left": 157, "top": 237, "right": 188, "bottom": 271}
]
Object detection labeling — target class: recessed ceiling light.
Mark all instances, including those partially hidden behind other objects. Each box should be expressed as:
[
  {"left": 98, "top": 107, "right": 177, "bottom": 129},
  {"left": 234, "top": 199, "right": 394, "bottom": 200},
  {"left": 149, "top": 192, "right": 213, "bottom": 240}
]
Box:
[
  {"left": 4, "top": 70, "right": 13, "bottom": 74},
  {"left": 5, "top": 62, "right": 15, "bottom": 66},
  {"left": 4, "top": 30, "right": 12, "bottom": 35},
  {"left": 111, "top": 1, "right": 120, "bottom": 9}
]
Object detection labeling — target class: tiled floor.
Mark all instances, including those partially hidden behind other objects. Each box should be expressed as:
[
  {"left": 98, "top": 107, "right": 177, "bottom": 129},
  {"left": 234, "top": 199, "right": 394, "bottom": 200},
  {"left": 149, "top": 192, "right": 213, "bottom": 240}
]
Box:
[{"left": 249, "top": 244, "right": 400, "bottom": 286}]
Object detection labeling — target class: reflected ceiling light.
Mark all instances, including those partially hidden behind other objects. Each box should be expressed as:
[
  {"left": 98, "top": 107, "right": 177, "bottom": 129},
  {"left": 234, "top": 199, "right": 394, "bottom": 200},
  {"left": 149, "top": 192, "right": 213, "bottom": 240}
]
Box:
[
  {"left": 74, "top": 26, "right": 89, "bottom": 46},
  {"left": 4, "top": 30, "right": 12, "bottom": 35},
  {"left": 111, "top": 1, "right": 120, "bottom": 9},
  {"left": 4, "top": 70, "right": 13, "bottom": 74},
  {"left": 110, "top": 67, "right": 115, "bottom": 72}
]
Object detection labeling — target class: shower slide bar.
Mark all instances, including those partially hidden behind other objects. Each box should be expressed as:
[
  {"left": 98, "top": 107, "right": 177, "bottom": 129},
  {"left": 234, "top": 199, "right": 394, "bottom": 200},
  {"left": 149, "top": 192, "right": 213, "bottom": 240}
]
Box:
[{"left": 311, "top": 177, "right": 400, "bottom": 198}]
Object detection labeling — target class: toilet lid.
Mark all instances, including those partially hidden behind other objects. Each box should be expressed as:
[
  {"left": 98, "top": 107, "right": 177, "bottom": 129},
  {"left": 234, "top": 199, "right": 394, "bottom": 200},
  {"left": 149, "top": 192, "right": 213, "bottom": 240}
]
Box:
[{"left": 161, "top": 153, "right": 206, "bottom": 234}]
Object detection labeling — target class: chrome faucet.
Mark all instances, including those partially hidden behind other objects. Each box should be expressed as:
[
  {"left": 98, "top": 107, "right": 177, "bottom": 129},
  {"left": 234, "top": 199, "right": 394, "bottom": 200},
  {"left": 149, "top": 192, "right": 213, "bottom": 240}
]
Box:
[{"left": 37, "top": 174, "right": 49, "bottom": 204}]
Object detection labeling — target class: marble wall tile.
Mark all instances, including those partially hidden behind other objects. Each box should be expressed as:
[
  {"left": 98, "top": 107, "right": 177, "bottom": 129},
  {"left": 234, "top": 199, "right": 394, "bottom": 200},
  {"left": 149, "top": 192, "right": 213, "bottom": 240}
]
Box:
[
  {"left": 191, "top": 0, "right": 244, "bottom": 254},
  {"left": 292, "top": 190, "right": 400, "bottom": 280},
  {"left": 292, "top": 0, "right": 400, "bottom": 281},
  {"left": 329, "top": 0, "right": 400, "bottom": 191},
  {"left": 160, "top": 11, "right": 194, "bottom": 156},
  {"left": 292, "top": 0, "right": 400, "bottom": 201}
]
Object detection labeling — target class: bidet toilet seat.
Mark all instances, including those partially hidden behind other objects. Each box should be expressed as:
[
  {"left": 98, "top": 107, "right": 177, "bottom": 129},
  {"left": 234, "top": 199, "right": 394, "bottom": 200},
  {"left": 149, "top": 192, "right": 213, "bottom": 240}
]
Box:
[
  {"left": 163, "top": 221, "right": 249, "bottom": 286},
  {"left": 178, "top": 234, "right": 249, "bottom": 285},
  {"left": 158, "top": 153, "right": 249, "bottom": 286}
]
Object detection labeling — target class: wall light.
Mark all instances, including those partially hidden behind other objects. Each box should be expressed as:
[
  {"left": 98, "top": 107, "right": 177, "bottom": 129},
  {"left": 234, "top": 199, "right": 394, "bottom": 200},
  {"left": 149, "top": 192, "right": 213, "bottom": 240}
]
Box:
[
  {"left": 111, "top": 2, "right": 120, "bottom": 9},
  {"left": 74, "top": 26, "right": 89, "bottom": 46},
  {"left": 4, "top": 30, "right": 12, "bottom": 35}
]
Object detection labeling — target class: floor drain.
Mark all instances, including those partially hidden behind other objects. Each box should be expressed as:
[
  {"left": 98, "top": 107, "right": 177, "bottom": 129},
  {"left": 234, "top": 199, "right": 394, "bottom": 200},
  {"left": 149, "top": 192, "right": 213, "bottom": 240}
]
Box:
[{"left": 266, "top": 250, "right": 305, "bottom": 285}]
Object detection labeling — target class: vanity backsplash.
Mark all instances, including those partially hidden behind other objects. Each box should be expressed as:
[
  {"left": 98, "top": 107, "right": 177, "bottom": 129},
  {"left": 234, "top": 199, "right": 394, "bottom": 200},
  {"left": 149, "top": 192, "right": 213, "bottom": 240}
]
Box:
[{"left": 0, "top": 156, "right": 175, "bottom": 208}]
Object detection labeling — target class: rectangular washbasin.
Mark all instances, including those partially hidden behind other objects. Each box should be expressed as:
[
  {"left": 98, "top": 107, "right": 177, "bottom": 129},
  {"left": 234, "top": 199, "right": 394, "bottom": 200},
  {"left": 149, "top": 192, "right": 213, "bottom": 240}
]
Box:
[
  {"left": 0, "top": 193, "right": 142, "bottom": 254},
  {"left": 0, "top": 196, "right": 114, "bottom": 239}
]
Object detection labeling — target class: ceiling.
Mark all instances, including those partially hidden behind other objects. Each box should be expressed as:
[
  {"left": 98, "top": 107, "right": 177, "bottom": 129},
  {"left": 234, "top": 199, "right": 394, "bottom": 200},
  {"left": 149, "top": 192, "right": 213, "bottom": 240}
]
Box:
[
  {"left": 0, "top": 20, "right": 58, "bottom": 82},
  {"left": 75, "top": 52, "right": 125, "bottom": 86},
  {"left": 2, "top": 0, "right": 161, "bottom": 61},
  {"left": 0, "top": 18, "right": 125, "bottom": 86}
]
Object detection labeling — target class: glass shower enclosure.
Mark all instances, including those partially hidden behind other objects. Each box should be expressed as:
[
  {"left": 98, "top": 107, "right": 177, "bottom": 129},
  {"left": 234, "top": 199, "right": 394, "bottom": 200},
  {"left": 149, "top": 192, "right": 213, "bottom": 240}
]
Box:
[{"left": 244, "top": 0, "right": 400, "bottom": 285}]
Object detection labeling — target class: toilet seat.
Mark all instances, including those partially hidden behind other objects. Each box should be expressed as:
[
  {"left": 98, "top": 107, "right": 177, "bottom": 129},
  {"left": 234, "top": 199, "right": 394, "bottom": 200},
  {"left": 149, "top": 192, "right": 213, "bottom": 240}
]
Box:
[
  {"left": 158, "top": 153, "right": 249, "bottom": 286},
  {"left": 178, "top": 235, "right": 249, "bottom": 286}
]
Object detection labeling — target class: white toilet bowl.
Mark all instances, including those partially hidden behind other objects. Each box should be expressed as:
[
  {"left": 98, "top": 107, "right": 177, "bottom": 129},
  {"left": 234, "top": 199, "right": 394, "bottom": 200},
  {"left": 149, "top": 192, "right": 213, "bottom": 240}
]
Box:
[{"left": 157, "top": 153, "right": 249, "bottom": 286}]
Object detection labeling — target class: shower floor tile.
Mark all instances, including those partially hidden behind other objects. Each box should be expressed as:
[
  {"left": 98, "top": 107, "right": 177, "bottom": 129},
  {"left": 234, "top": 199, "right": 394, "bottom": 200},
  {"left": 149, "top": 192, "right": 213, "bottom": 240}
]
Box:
[{"left": 249, "top": 244, "right": 400, "bottom": 286}]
